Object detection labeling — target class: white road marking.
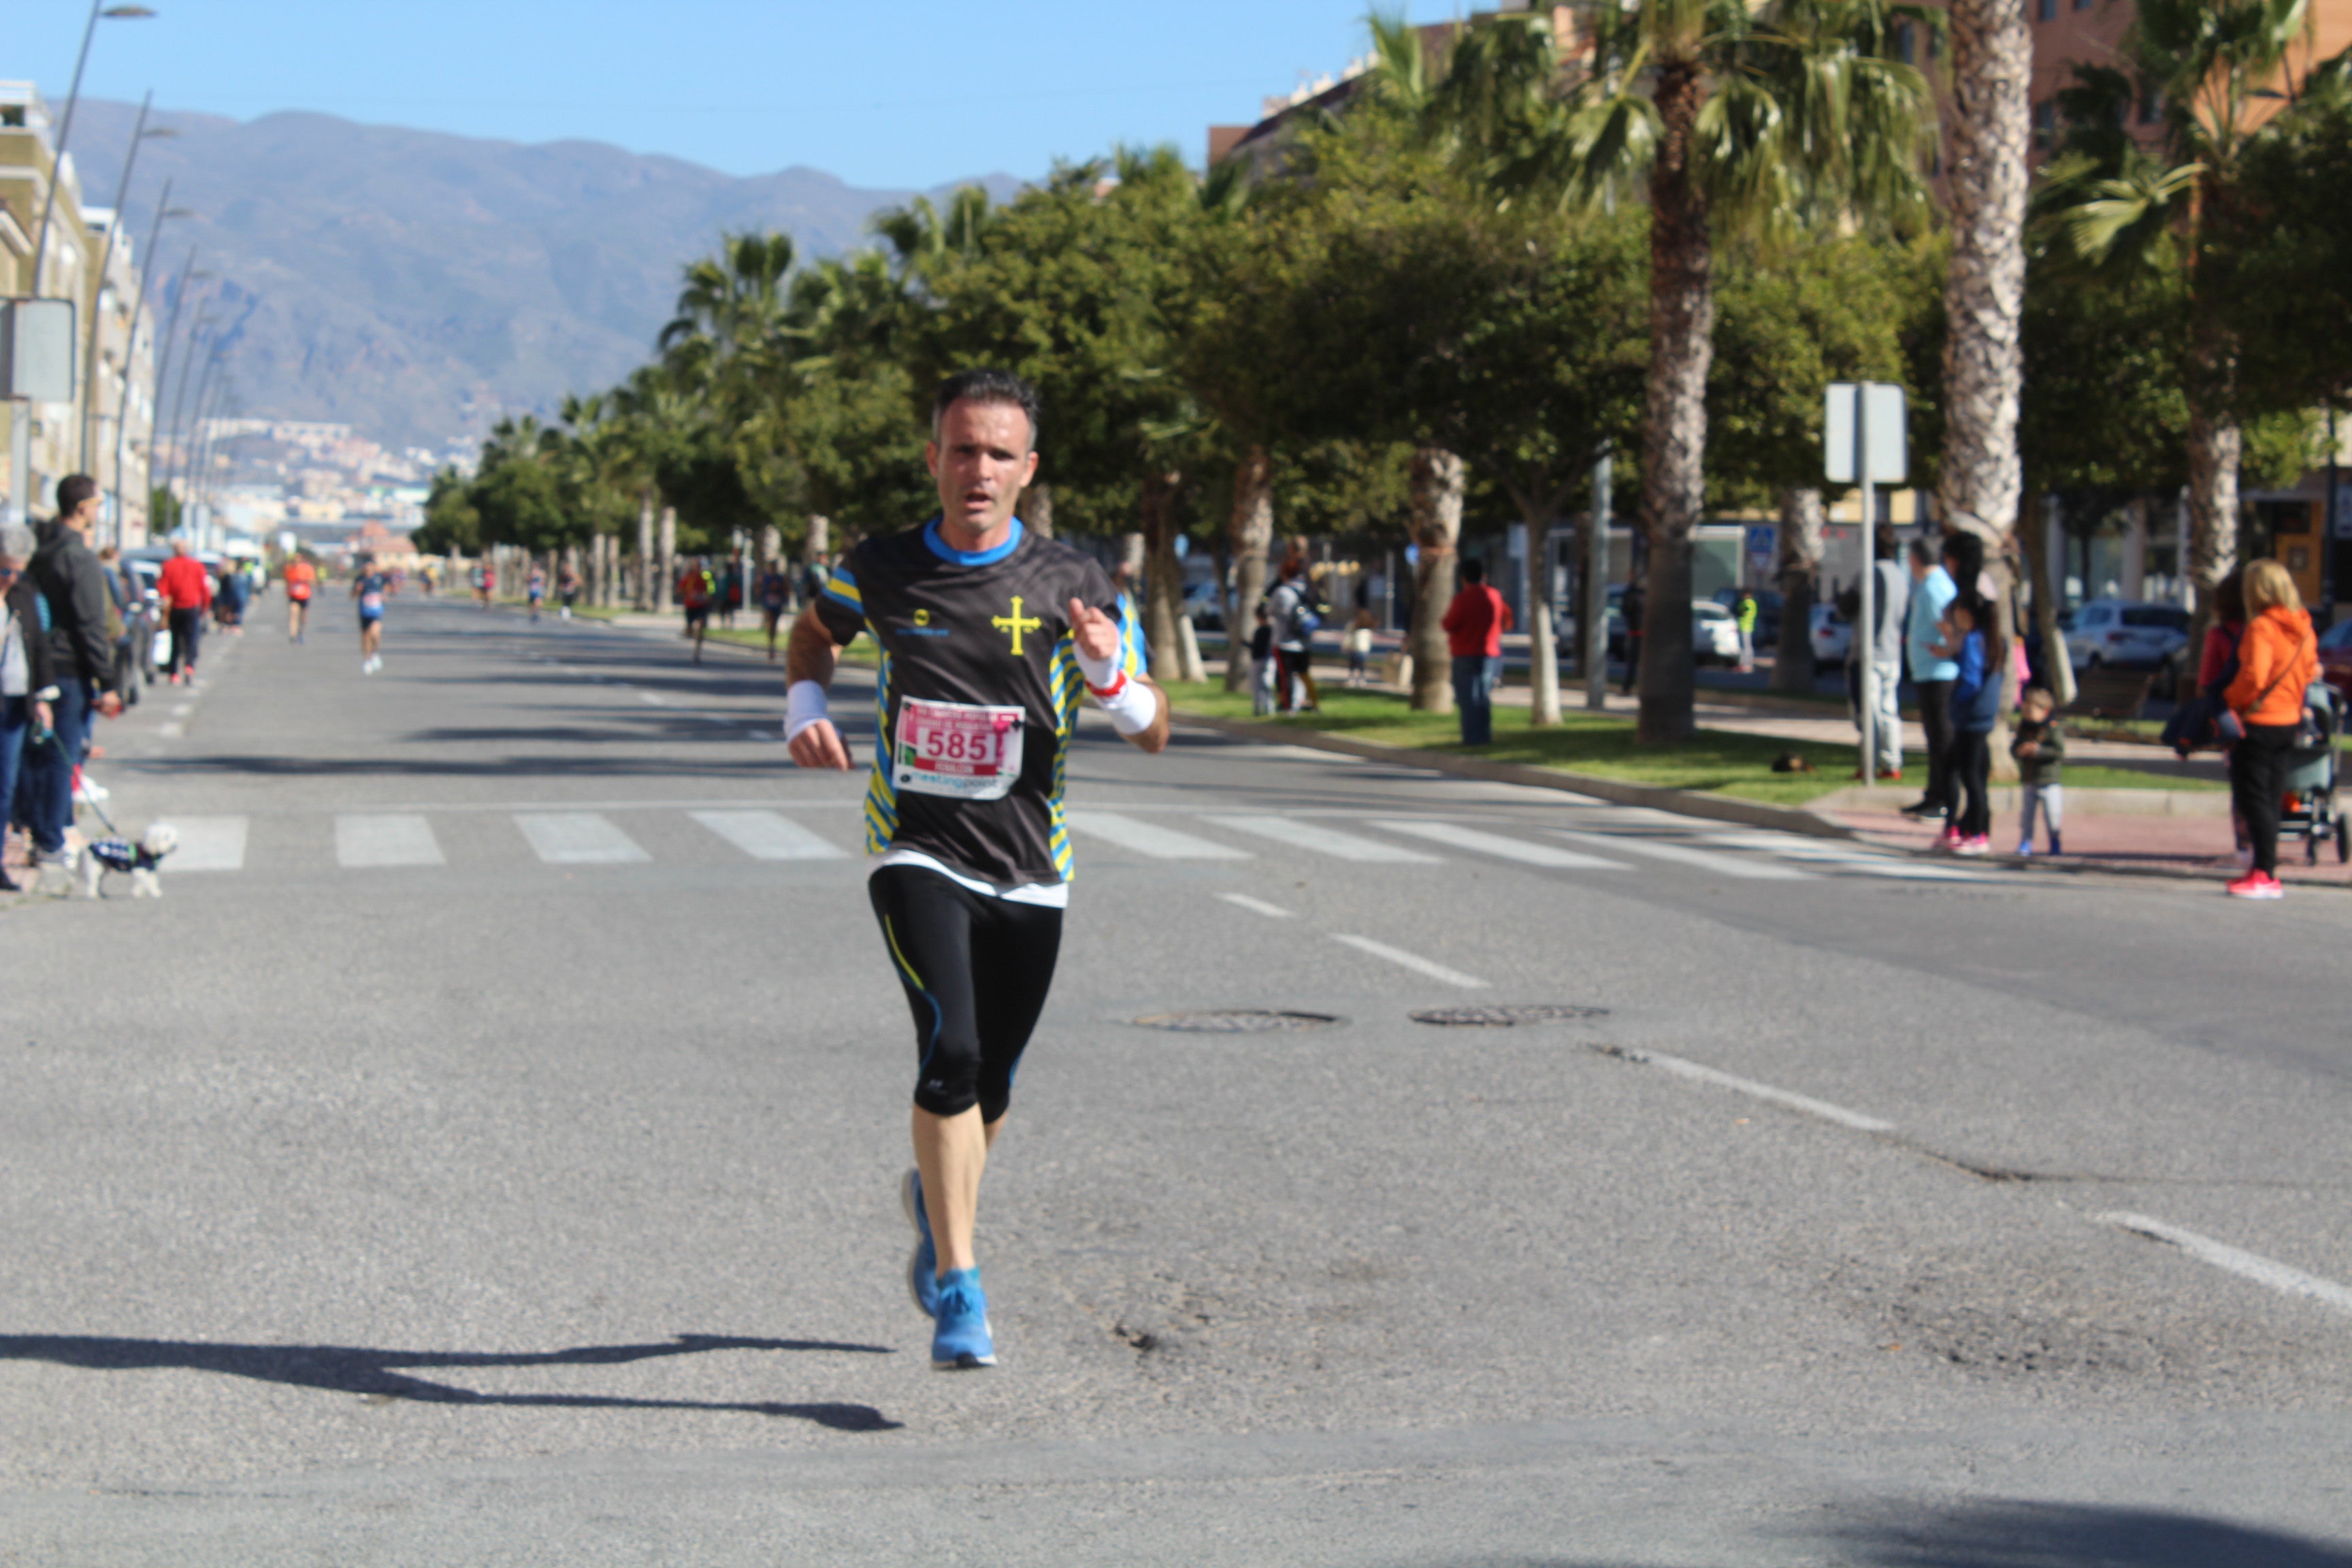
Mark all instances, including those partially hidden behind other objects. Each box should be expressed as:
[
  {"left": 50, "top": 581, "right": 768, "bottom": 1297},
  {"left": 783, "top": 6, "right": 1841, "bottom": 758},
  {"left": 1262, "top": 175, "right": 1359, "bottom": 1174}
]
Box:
[
  {"left": 1609, "top": 1046, "right": 1895, "bottom": 1133},
  {"left": 166, "top": 816, "right": 248, "bottom": 873},
  {"left": 1214, "top": 815, "right": 1441, "bottom": 864},
  {"left": 514, "top": 813, "right": 650, "bottom": 864},
  {"left": 636, "top": 691, "right": 670, "bottom": 706},
  {"left": 1216, "top": 892, "right": 1295, "bottom": 919},
  {"left": 1373, "top": 819, "right": 1629, "bottom": 870},
  {"left": 690, "top": 809, "right": 846, "bottom": 860},
  {"left": 2095, "top": 1213, "right": 2352, "bottom": 1317},
  {"left": 157, "top": 721, "right": 184, "bottom": 738},
  {"left": 1551, "top": 829, "right": 1814, "bottom": 880},
  {"left": 169, "top": 703, "right": 193, "bottom": 717},
  {"left": 1328, "top": 934, "right": 1488, "bottom": 988},
  {"left": 745, "top": 729, "right": 776, "bottom": 742},
  {"left": 1190, "top": 744, "right": 1363, "bottom": 765},
  {"left": 1700, "top": 832, "right": 1991, "bottom": 881},
  {"left": 336, "top": 814, "right": 445, "bottom": 868},
  {"left": 1068, "top": 811, "right": 1253, "bottom": 860}
]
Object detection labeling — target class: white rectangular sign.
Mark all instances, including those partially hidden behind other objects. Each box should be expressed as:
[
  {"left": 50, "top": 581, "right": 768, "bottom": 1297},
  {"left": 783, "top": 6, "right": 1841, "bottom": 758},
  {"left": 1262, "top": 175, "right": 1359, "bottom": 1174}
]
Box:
[{"left": 1825, "top": 382, "right": 1907, "bottom": 485}]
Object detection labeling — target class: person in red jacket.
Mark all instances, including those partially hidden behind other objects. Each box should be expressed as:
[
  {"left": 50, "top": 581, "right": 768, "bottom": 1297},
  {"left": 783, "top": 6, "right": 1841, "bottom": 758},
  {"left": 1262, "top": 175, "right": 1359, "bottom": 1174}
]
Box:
[
  {"left": 157, "top": 538, "right": 213, "bottom": 685},
  {"left": 1440, "top": 557, "right": 1514, "bottom": 745}
]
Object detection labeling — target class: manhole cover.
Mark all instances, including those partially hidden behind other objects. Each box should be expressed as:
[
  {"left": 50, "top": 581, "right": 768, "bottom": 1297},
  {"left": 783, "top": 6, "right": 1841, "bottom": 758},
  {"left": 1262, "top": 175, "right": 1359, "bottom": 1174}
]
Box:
[
  {"left": 1409, "top": 1004, "right": 1610, "bottom": 1027},
  {"left": 1131, "top": 1010, "right": 1341, "bottom": 1033}
]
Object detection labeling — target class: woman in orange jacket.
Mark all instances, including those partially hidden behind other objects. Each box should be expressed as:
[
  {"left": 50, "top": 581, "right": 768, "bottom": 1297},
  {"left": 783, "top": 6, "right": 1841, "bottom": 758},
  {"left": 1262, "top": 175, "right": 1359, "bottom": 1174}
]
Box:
[{"left": 2221, "top": 558, "right": 2319, "bottom": 898}]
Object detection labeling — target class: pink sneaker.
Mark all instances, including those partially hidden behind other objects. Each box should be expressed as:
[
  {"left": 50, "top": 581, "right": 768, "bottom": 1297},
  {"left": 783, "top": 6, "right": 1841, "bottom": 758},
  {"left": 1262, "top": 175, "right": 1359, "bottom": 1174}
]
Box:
[
  {"left": 2226, "top": 870, "right": 2283, "bottom": 899},
  {"left": 1955, "top": 834, "right": 1991, "bottom": 857},
  {"left": 1933, "top": 826, "right": 1961, "bottom": 853}
]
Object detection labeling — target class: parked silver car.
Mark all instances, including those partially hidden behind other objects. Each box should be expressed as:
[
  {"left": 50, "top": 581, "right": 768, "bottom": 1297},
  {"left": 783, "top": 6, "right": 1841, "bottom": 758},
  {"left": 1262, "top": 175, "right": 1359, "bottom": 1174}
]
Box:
[{"left": 2063, "top": 599, "right": 2191, "bottom": 672}]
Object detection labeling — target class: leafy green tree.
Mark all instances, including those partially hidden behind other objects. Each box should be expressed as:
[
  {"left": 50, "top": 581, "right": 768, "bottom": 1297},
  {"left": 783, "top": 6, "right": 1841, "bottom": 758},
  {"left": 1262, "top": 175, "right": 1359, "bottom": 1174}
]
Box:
[{"left": 414, "top": 467, "right": 478, "bottom": 557}]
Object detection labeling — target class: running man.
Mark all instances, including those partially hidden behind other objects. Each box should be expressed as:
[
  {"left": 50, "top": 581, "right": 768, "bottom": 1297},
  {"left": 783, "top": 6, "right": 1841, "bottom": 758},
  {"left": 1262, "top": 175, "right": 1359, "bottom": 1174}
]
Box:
[
  {"left": 353, "top": 556, "right": 390, "bottom": 673},
  {"left": 527, "top": 563, "right": 547, "bottom": 622},
  {"left": 284, "top": 553, "right": 317, "bottom": 643},
  {"left": 679, "top": 559, "right": 714, "bottom": 664},
  {"left": 758, "top": 559, "right": 792, "bottom": 661},
  {"left": 785, "top": 368, "right": 1169, "bottom": 1370},
  {"left": 559, "top": 561, "right": 581, "bottom": 620}
]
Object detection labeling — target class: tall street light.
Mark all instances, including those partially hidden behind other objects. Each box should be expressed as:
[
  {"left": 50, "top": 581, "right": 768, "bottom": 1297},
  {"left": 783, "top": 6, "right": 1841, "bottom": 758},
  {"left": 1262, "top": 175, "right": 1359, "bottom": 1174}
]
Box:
[
  {"left": 108, "top": 182, "right": 193, "bottom": 544},
  {"left": 82, "top": 93, "right": 177, "bottom": 469},
  {"left": 159, "top": 312, "right": 216, "bottom": 524},
  {"left": 30, "top": 4, "right": 159, "bottom": 291}
]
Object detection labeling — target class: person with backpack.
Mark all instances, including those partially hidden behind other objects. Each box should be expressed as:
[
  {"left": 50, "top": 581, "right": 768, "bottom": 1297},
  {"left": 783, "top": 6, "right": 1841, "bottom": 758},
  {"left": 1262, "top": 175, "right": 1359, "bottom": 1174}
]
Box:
[
  {"left": 2221, "top": 559, "right": 2320, "bottom": 900},
  {"left": 1264, "top": 556, "right": 1320, "bottom": 713}
]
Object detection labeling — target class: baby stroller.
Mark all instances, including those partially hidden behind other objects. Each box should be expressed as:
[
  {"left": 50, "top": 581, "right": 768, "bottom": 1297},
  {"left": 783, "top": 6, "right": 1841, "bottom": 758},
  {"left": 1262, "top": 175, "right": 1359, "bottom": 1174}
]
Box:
[{"left": 2280, "top": 680, "right": 2348, "bottom": 865}]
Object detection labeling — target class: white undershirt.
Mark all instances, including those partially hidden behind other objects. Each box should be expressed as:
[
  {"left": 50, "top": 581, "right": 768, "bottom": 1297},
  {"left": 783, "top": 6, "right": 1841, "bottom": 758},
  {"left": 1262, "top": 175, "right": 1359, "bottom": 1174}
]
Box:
[
  {"left": 869, "top": 847, "right": 1070, "bottom": 909},
  {"left": 0, "top": 606, "right": 27, "bottom": 698}
]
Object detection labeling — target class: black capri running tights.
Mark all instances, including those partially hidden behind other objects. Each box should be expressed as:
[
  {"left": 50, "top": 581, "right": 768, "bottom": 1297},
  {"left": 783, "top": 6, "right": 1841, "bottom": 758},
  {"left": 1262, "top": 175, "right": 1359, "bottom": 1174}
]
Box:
[{"left": 868, "top": 864, "right": 1064, "bottom": 1122}]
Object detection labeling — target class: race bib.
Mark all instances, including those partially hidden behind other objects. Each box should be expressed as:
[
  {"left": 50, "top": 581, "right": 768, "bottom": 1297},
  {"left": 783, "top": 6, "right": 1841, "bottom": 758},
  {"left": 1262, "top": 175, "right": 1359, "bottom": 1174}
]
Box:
[
  {"left": 361, "top": 591, "right": 384, "bottom": 613},
  {"left": 894, "top": 697, "right": 1025, "bottom": 800}
]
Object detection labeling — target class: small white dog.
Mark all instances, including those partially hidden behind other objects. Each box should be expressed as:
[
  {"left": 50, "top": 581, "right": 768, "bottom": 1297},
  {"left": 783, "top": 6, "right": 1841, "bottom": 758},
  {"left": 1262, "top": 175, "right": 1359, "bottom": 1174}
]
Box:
[{"left": 79, "top": 821, "right": 178, "bottom": 898}]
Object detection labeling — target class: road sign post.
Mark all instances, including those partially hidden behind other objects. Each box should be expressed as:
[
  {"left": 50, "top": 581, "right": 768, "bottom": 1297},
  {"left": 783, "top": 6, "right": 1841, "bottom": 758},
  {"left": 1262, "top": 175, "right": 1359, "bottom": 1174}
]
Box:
[{"left": 1826, "top": 383, "right": 1907, "bottom": 787}]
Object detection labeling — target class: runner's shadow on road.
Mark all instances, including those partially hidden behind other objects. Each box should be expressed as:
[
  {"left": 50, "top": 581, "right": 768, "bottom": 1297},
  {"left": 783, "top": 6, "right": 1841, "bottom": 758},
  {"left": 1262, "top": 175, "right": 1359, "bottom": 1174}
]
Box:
[
  {"left": 1820, "top": 1499, "right": 2352, "bottom": 1567},
  {"left": 0, "top": 1333, "right": 900, "bottom": 1432}
]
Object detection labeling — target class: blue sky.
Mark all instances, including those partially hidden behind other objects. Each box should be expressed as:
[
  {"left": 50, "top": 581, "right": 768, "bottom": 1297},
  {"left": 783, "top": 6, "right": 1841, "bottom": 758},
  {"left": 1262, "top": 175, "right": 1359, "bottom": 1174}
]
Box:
[{"left": 22, "top": 0, "right": 1431, "bottom": 189}]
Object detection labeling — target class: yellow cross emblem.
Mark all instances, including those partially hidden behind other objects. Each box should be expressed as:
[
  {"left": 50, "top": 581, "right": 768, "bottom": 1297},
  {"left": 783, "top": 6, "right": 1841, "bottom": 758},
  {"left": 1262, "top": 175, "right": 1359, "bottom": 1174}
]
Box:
[{"left": 992, "top": 595, "right": 1043, "bottom": 656}]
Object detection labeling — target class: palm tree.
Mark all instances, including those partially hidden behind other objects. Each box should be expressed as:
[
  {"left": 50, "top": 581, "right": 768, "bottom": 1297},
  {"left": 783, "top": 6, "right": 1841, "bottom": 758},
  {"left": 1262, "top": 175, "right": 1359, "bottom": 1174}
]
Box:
[
  {"left": 2040, "top": 0, "right": 2317, "bottom": 631},
  {"left": 1465, "top": 0, "right": 1935, "bottom": 740}
]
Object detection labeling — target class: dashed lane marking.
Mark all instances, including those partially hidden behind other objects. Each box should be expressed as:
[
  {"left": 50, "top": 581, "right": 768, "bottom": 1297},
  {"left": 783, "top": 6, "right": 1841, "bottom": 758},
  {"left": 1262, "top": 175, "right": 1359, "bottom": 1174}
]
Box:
[
  {"left": 1603, "top": 1045, "right": 1896, "bottom": 1132},
  {"left": 1328, "top": 934, "right": 1487, "bottom": 988},
  {"left": 1215, "top": 892, "right": 1295, "bottom": 919},
  {"left": 167, "top": 816, "right": 249, "bottom": 873},
  {"left": 2096, "top": 1213, "right": 2352, "bottom": 1318}
]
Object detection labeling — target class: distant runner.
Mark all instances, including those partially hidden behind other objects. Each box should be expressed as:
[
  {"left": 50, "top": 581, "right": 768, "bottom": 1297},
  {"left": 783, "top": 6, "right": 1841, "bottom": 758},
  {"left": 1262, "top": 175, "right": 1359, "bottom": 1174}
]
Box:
[
  {"left": 679, "top": 560, "right": 714, "bottom": 665},
  {"left": 283, "top": 553, "right": 316, "bottom": 643},
  {"left": 527, "top": 563, "right": 547, "bottom": 623},
  {"left": 759, "top": 560, "right": 792, "bottom": 662},
  {"left": 559, "top": 562, "right": 581, "bottom": 620},
  {"left": 785, "top": 369, "right": 1169, "bottom": 1371},
  {"left": 353, "top": 557, "right": 390, "bottom": 674}
]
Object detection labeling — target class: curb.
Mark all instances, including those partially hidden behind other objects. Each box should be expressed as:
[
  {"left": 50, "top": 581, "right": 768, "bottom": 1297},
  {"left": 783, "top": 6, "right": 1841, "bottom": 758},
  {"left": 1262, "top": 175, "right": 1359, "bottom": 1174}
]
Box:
[
  {"left": 1835, "top": 835, "right": 2352, "bottom": 894},
  {"left": 1167, "top": 707, "right": 1859, "bottom": 841}
]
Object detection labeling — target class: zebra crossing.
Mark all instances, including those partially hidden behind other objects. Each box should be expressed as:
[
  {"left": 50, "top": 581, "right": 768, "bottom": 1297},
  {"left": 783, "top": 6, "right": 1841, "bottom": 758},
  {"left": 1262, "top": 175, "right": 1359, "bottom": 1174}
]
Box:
[{"left": 142, "top": 803, "right": 1986, "bottom": 883}]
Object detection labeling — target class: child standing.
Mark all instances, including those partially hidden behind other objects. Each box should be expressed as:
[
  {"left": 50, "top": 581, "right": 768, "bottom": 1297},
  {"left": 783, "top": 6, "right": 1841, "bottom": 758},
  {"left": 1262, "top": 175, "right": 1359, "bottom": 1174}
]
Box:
[
  {"left": 1344, "top": 608, "right": 1375, "bottom": 687},
  {"left": 2010, "top": 685, "right": 2066, "bottom": 855}
]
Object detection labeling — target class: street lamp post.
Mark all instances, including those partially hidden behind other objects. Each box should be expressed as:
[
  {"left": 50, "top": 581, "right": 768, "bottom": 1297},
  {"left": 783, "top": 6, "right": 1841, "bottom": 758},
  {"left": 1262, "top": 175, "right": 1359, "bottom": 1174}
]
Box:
[
  {"left": 108, "top": 186, "right": 193, "bottom": 545},
  {"left": 29, "top": 4, "right": 159, "bottom": 290},
  {"left": 160, "top": 314, "right": 216, "bottom": 515},
  {"left": 81, "top": 93, "right": 178, "bottom": 473}
]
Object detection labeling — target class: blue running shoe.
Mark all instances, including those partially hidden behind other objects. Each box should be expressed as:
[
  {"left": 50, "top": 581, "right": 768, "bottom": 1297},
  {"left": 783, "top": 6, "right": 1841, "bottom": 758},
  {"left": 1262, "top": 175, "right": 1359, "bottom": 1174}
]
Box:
[
  {"left": 901, "top": 1169, "right": 940, "bottom": 1318},
  {"left": 932, "top": 1268, "right": 996, "bottom": 1370}
]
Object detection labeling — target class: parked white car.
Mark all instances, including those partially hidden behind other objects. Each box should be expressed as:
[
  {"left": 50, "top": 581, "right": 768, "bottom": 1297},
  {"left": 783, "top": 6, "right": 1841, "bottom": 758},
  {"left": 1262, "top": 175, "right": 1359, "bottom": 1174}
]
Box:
[
  {"left": 1809, "top": 602, "right": 1852, "bottom": 668},
  {"left": 2063, "top": 599, "right": 2191, "bottom": 672},
  {"left": 1691, "top": 600, "right": 1742, "bottom": 665}
]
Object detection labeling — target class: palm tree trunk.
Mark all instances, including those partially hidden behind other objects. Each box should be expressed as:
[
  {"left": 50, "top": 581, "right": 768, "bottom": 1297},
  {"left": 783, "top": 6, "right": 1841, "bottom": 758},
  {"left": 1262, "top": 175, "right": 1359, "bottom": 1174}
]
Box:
[
  {"left": 1139, "top": 470, "right": 1188, "bottom": 681},
  {"left": 1408, "top": 447, "right": 1465, "bottom": 713},
  {"left": 657, "top": 506, "right": 677, "bottom": 608},
  {"left": 1770, "top": 488, "right": 1824, "bottom": 696},
  {"left": 2019, "top": 490, "right": 2076, "bottom": 706},
  {"left": 1936, "top": 0, "right": 2031, "bottom": 557},
  {"left": 1225, "top": 446, "right": 1273, "bottom": 693},
  {"left": 1020, "top": 480, "right": 1054, "bottom": 539},
  {"left": 634, "top": 495, "right": 655, "bottom": 610},
  {"left": 1636, "top": 56, "right": 1712, "bottom": 745}
]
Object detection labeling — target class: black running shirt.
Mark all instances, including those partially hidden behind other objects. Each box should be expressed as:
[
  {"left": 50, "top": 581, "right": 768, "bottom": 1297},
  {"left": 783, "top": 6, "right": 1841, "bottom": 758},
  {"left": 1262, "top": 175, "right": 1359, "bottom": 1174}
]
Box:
[{"left": 813, "top": 518, "right": 1142, "bottom": 893}]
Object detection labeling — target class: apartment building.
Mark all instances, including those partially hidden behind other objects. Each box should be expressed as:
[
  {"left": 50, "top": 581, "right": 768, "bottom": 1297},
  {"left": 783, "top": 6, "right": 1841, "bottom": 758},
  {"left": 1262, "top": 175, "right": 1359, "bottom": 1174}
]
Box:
[{"left": 1, "top": 80, "right": 157, "bottom": 538}]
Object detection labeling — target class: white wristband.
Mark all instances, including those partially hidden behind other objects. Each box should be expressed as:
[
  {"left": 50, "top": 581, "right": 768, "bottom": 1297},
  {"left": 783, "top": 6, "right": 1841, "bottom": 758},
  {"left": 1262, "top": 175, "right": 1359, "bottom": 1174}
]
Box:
[
  {"left": 785, "top": 680, "right": 830, "bottom": 744},
  {"left": 1094, "top": 676, "right": 1160, "bottom": 735},
  {"left": 1075, "top": 641, "right": 1122, "bottom": 690}
]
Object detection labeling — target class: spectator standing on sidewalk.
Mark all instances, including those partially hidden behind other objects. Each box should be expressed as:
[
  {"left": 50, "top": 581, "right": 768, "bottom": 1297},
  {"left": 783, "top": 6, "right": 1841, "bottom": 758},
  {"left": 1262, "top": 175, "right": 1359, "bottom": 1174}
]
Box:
[
  {"left": 1620, "top": 578, "right": 1646, "bottom": 696},
  {"left": 1901, "top": 536, "right": 1959, "bottom": 823},
  {"left": 159, "top": 538, "right": 212, "bottom": 685},
  {"left": 1733, "top": 587, "right": 1758, "bottom": 674},
  {"left": 1344, "top": 607, "right": 1376, "bottom": 687},
  {"left": 0, "top": 525, "right": 59, "bottom": 893},
  {"left": 1248, "top": 606, "right": 1276, "bottom": 715},
  {"left": 1441, "top": 558, "right": 1514, "bottom": 746},
  {"left": 1844, "top": 525, "right": 1908, "bottom": 782},
  {"left": 2193, "top": 569, "right": 2253, "bottom": 866},
  {"left": 1265, "top": 556, "right": 1320, "bottom": 713},
  {"left": 2010, "top": 686, "right": 2065, "bottom": 855},
  {"left": 1936, "top": 589, "right": 2000, "bottom": 855},
  {"left": 2222, "top": 559, "right": 2319, "bottom": 899},
  {"left": 216, "top": 557, "right": 250, "bottom": 634},
  {"left": 24, "top": 476, "right": 124, "bottom": 883}
]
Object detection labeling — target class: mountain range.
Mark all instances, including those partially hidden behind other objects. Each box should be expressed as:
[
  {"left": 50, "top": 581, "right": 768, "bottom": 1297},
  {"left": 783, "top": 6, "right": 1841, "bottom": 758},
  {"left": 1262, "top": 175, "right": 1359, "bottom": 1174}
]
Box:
[{"left": 67, "top": 99, "right": 1019, "bottom": 451}]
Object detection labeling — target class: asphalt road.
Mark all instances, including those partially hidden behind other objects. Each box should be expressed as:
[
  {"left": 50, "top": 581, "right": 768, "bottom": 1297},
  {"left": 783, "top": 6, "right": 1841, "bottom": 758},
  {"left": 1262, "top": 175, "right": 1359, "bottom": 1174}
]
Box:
[{"left": 6, "top": 591, "right": 2351, "bottom": 1566}]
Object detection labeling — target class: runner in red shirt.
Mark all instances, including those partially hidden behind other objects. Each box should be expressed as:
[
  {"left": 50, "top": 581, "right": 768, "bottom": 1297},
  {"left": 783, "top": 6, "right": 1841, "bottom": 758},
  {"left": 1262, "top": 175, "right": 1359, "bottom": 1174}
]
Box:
[
  {"left": 158, "top": 539, "right": 214, "bottom": 685},
  {"left": 283, "top": 555, "right": 318, "bottom": 643}
]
